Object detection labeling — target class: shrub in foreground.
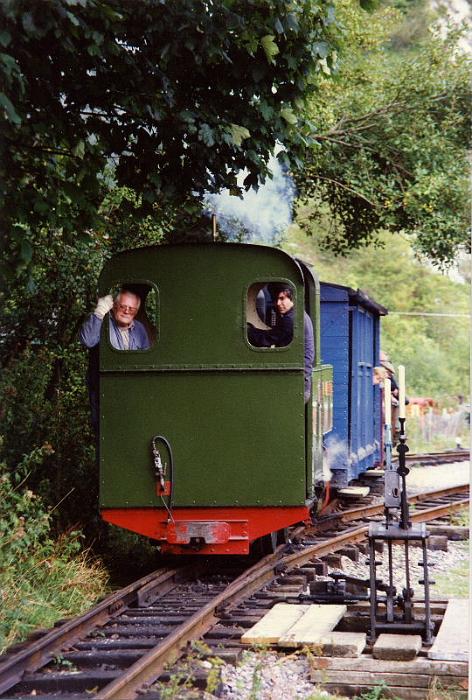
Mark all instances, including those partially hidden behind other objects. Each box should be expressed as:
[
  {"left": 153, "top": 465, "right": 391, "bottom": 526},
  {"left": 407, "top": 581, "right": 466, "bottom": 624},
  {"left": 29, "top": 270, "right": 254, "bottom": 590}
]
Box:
[{"left": 0, "top": 452, "right": 108, "bottom": 653}]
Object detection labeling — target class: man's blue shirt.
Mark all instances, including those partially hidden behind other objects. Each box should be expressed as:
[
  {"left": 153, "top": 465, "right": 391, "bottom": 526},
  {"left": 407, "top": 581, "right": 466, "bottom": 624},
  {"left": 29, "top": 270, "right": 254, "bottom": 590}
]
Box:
[{"left": 79, "top": 313, "right": 151, "bottom": 350}]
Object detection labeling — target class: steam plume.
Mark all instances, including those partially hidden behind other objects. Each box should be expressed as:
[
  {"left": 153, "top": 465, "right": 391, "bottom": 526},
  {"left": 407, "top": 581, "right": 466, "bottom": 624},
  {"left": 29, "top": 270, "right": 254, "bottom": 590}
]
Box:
[
  {"left": 204, "top": 154, "right": 296, "bottom": 245},
  {"left": 322, "top": 436, "right": 349, "bottom": 483}
]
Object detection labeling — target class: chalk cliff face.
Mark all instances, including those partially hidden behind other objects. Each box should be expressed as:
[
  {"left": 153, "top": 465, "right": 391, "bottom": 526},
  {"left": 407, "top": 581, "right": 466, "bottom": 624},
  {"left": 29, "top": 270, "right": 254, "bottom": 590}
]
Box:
[{"left": 431, "top": 0, "right": 472, "bottom": 53}]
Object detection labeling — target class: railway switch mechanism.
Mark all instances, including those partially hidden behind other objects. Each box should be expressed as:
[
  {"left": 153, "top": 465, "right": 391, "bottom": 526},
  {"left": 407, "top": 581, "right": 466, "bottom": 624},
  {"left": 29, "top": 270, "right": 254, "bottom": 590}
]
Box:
[{"left": 304, "top": 367, "right": 435, "bottom": 645}]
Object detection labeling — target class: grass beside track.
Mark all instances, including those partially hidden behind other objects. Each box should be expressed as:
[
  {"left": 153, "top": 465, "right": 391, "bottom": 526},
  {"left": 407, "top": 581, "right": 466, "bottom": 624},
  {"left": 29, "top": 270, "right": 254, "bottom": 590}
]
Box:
[
  {"left": 0, "top": 466, "right": 109, "bottom": 654},
  {"left": 433, "top": 545, "right": 469, "bottom": 599}
]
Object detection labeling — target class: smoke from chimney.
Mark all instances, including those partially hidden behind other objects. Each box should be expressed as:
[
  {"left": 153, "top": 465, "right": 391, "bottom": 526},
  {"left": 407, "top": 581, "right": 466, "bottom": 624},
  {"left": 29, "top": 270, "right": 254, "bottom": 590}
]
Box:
[{"left": 204, "top": 154, "right": 296, "bottom": 245}]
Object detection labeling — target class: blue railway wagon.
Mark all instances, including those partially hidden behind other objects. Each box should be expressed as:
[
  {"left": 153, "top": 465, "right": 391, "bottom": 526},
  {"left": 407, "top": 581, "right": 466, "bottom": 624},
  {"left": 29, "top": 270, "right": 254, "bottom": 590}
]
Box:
[{"left": 320, "top": 283, "right": 387, "bottom": 486}]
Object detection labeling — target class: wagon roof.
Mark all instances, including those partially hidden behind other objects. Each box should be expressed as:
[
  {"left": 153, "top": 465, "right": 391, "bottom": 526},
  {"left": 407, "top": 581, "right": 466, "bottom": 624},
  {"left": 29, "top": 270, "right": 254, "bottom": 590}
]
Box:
[{"left": 319, "top": 281, "right": 388, "bottom": 316}]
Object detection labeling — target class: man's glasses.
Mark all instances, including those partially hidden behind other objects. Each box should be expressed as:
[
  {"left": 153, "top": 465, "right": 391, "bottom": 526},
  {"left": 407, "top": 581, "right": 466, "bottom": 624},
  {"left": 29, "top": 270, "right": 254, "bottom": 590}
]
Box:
[{"left": 116, "top": 303, "right": 138, "bottom": 314}]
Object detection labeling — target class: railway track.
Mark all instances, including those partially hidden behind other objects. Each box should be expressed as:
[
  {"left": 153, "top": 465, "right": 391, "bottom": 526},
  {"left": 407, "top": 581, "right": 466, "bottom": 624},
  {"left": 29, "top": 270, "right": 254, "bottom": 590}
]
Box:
[
  {"left": 317, "top": 483, "right": 470, "bottom": 527},
  {"left": 0, "top": 483, "right": 468, "bottom": 700},
  {"left": 395, "top": 448, "right": 469, "bottom": 465}
]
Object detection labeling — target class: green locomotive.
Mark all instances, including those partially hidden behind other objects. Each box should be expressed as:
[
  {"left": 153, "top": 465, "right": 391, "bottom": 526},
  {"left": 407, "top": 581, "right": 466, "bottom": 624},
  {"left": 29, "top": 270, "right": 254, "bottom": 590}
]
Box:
[{"left": 96, "top": 243, "right": 333, "bottom": 554}]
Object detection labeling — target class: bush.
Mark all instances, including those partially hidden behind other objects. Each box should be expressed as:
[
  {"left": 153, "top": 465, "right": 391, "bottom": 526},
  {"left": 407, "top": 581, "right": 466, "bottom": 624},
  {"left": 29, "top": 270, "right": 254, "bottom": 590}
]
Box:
[{"left": 0, "top": 451, "right": 108, "bottom": 653}]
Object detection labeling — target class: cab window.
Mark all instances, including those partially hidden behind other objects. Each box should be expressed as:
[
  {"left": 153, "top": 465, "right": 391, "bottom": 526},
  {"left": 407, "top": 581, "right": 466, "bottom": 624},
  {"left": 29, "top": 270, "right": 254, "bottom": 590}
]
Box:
[
  {"left": 106, "top": 283, "right": 157, "bottom": 351},
  {"left": 246, "top": 282, "right": 295, "bottom": 349}
]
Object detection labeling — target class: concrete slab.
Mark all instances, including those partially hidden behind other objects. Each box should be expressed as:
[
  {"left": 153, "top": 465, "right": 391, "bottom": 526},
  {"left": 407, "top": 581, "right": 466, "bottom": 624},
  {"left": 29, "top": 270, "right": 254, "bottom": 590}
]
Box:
[
  {"left": 278, "top": 604, "right": 346, "bottom": 648},
  {"left": 338, "top": 486, "right": 370, "bottom": 498},
  {"left": 320, "top": 632, "right": 367, "bottom": 657},
  {"left": 428, "top": 599, "right": 469, "bottom": 662},
  {"left": 373, "top": 634, "right": 422, "bottom": 661},
  {"left": 241, "top": 603, "right": 308, "bottom": 645}
]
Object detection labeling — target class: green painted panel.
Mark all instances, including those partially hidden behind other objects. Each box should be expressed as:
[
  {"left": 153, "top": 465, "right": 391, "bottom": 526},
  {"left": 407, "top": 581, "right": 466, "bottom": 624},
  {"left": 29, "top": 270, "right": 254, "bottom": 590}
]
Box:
[
  {"left": 98, "top": 244, "right": 305, "bottom": 370},
  {"left": 99, "top": 371, "right": 307, "bottom": 508}
]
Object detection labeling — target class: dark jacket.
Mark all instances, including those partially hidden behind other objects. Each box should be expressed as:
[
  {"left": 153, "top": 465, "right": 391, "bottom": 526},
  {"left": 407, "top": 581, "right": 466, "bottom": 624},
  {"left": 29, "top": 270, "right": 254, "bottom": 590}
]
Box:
[{"left": 247, "top": 309, "right": 314, "bottom": 401}]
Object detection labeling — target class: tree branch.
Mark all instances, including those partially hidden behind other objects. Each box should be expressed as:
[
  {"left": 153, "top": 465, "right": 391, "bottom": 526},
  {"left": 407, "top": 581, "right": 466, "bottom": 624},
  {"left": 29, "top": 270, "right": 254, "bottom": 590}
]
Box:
[{"left": 309, "top": 174, "right": 378, "bottom": 207}]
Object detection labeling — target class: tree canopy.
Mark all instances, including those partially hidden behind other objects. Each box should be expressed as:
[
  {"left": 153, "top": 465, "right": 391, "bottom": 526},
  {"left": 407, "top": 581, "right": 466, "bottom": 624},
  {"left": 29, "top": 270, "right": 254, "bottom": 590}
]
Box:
[
  {"left": 1, "top": 0, "right": 346, "bottom": 278},
  {"left": 295, "top": 0, "right": 471, "bottom": 264}
]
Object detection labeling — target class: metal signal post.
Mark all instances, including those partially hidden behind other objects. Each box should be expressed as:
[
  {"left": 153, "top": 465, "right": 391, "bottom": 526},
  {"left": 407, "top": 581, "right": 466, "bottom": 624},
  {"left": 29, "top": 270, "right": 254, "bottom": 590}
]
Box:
[{"left": 368, "top": 367, "right": 434, "bottom": 644}]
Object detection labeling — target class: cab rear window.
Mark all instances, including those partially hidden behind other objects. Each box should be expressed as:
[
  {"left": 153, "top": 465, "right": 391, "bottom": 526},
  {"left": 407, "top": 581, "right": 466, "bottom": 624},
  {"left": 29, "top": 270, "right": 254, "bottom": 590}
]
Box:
[
  {"left": 105, "top": 282, "right": 157, "bottom": 351},
  {"left": 246, "top": 282, "right": 295, "bottom": 349}
]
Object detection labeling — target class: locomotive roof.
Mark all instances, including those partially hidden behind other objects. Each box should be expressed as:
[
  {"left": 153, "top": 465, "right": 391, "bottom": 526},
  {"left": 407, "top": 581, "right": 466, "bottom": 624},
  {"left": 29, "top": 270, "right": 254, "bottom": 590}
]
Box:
[{"left": 99, "top": 242, "right": 311, "bottom": 290}]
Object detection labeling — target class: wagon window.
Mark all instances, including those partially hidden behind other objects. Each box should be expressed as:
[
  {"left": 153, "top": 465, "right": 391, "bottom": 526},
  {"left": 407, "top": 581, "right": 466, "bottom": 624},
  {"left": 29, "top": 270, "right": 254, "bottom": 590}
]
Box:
[
  {"left": 105, "top": 283, "right": 157, "bottom": 351},
  {"left": 246, "top": 282, "right": 295, "bottom": 348}
]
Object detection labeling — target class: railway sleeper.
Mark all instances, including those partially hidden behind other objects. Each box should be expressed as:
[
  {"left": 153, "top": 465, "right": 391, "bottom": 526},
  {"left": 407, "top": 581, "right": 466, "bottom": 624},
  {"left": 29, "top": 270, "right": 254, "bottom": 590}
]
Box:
[
  {"left": 73, "top": 638, "right": 161, "bottom": 650},
  {"left": 15, "top": 669, "right": 120, "bottom": 694},
  {"left": 91, "top": 624, "right": 171, "bottom": 637},
  {"left": 274, "top": 574, "right": 307, "bottom": 585},
  {"left": 116, "top": 615, "right": 189, "bottom": 624},
  {"left": 336, "top": 545, "right": 360, "bottom": 562},
  {"left": 155, "top": 666, "right": 213, "bottom": 690},
  {"left": 294, "top": 565, "right": 319, "bottom": 580},
  {"left": 59, "top": 649, "right": 144, "bottom": 668},
  {"left": 216, "top": 614, "right": 274, "bottom": 629},
  {"left": 201, "top": 644, "right": 246, "bottom": 662},
  {"left": 267, "top": 584, "right": 305, "bottom": 594},
  {"left": 105, "top": 614, "right": 186, "bottom": 625},
  {"left": 204, "top": 625, "right": 247, "bottom": 640}
]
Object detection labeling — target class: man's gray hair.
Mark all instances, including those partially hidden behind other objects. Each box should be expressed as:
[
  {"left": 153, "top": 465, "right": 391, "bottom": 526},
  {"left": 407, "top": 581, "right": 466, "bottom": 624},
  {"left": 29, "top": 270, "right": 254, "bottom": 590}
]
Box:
[{"left": 115, "top": 288, "right": 141, "bottom": 307}]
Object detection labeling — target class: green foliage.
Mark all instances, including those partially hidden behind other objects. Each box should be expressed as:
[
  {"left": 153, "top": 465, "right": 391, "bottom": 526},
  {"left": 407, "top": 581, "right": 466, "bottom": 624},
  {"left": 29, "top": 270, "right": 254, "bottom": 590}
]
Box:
[
  {"left": 0, "top": 199, "right": 168, "bottom": 537},
  {"left": 388, "top": 0, "right": 434, "bottom": 49},
  {"left": 1, "top": 0, "right": 345, "bottom": 279},
  {"left": 0, "top": 225, "right": 102, "bottom": 529},
  {"left": 284, "top": 227, "right": 469, "bottom": 401},
  {"left": 249, "top": 658, "right": 264, "bottom": 700},
  {"left": 406, "top": 414, "right": 469, "bottom": 453},
  {"left": 296, "top": 0, "right": 471, "bottom": 264},
  {"left": 101, "top": 526, "right": 160, "bottom": 580},
  {"left": 0, "top": 455, "right": 108, "bottom": 652},
  {"left": 354, "top": 681, "right": 400, "bottom": 699}
]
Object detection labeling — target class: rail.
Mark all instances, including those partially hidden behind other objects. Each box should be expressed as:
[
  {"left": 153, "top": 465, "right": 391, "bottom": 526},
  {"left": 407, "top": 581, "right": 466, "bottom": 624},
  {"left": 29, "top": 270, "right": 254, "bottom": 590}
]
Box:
[{"left": 0, "top": 484, "right": 468, "bottom": 699}]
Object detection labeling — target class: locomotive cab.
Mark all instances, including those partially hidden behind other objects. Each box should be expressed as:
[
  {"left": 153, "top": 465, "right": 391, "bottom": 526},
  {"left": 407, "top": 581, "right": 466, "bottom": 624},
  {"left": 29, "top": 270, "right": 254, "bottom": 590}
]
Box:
[{"left": 97, "top": 244, "right": 333, "bottom": 554}]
